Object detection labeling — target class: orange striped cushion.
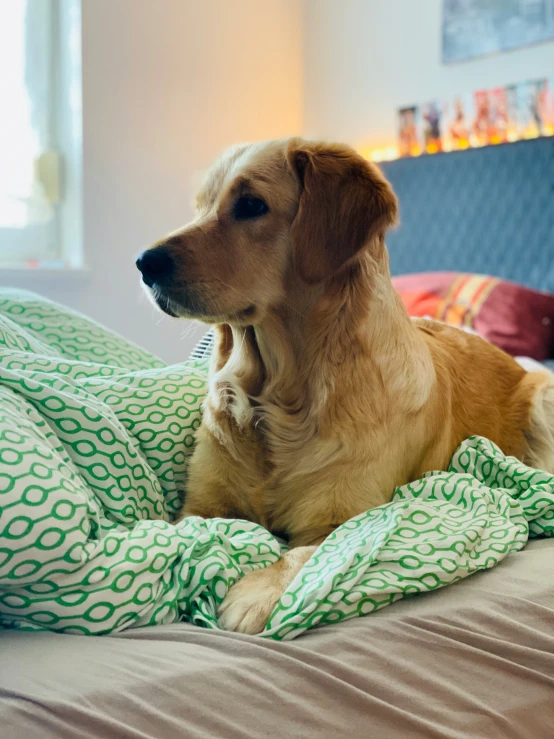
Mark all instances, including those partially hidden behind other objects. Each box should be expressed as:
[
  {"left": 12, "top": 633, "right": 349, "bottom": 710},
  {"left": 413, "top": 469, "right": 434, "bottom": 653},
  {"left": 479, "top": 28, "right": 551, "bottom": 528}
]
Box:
[{"left": 392, "top": 272, "right": 554, "bottom": 361}]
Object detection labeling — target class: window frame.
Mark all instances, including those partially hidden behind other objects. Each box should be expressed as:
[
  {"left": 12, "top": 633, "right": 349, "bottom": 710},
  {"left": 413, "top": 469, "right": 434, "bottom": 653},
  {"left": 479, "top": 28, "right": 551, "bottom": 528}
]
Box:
[{"left": 0, "top": 0, "right": 83, "bottom": 270}]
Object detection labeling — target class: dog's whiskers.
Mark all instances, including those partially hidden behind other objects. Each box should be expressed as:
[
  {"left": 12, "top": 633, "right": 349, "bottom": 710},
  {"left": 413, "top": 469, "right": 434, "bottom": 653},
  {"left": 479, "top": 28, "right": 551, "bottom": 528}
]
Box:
[{"left": 180, "top": 321, "right": 199, "bottom": 342}]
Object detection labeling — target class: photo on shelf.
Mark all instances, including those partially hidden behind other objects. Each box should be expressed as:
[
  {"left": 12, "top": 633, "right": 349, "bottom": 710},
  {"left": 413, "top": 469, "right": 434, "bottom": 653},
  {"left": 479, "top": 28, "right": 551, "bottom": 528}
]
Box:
[
  {"left": 396, "top": 76, "right": 552, "bottom": 160},
  {"left": 506, "top": 83, "right": 521, "bottom": 140},
  {"left": 519, "top": 79, "right": 546, "bottom": 138},
  {"left": 398, "top": 106, "right": 421, "bottom": 157},
  {"left": 543, "top": 77, "right": 554, "bottom": 135},
  {"left": 472, "top": 90, "right": 492, "bottom": 146},
  {"left": 421, "top": 101, "right": 443, "bottom": 153},
  {"left": 488, "top": 87, "right": 508, "bottom": 144},
  {"left": 443, "top": 94, "right": 474, "bottom": 150}
]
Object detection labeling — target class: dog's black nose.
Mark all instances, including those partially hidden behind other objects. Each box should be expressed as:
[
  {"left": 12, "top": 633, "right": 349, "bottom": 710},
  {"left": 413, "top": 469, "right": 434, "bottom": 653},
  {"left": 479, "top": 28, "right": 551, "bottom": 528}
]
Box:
[{"left": 136, "top": 248, "right": 174, "bottom": 286}]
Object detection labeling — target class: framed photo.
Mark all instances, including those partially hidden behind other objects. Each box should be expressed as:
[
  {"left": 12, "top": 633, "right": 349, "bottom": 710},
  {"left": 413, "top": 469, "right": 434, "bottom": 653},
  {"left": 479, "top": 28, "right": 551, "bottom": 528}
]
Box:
[
  {"left": 489, "top": 87, "right": 508, "bottom": 144},
  {"left": 421, "top": 101, "right": 444, "bottom": 154},
  {"left": 472, "top": 90, "right": 491, "bottom": 146},
  {"left": 506, "top": 83, "right": 521, "bottom": 140},
  {"left": 398, "top": 106, "right": 421, "bottom": 157},
  {"left": 443, "top": 94, "right": 474, "bottom": 150},
  {"left": 542, "top": 77, "right": 554, "bottom": 135},
  {"left": 519, "top": 79, "right": 547, "bottom": 138}
]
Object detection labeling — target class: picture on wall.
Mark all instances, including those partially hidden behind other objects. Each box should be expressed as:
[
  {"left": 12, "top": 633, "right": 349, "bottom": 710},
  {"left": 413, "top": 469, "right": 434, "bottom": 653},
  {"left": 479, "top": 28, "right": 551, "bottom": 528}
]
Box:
[{"left": 442, "top": 0, "right": 554, "bottom": 63}]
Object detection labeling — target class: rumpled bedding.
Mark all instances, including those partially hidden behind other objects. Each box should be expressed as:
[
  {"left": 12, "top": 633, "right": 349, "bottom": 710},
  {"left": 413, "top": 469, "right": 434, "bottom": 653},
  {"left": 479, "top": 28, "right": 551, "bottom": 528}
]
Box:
[{"left": 0, "top": 290, "right": 553, "bottom": 639}]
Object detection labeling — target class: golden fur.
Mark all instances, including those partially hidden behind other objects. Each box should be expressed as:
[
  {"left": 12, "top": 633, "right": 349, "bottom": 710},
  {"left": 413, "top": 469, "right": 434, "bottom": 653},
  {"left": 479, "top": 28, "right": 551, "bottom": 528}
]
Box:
[{"left": 141, "top": 138, "right": 554, "bottom": 634}]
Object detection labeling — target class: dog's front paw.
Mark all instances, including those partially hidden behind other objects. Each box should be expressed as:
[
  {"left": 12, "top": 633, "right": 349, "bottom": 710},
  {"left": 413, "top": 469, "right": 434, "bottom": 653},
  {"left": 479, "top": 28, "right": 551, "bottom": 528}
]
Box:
[
  {"left": 218, "top": 547, "right": 317, "bottom": 635},
  {"left": 218, "top": 566, "right": 283, "bottom": 635}
]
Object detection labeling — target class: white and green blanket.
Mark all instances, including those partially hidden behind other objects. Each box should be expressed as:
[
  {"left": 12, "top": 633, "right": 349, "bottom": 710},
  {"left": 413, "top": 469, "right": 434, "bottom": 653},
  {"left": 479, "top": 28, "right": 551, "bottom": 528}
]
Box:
[{"left": 0, "top": 290, "right": 553, "bottom": 639}]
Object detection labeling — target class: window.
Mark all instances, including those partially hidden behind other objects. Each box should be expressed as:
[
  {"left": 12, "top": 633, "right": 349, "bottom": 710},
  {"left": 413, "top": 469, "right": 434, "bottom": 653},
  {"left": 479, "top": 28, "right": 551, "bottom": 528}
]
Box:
[{"left": 0, "top": 0, "right": 82, "bottom": 269}]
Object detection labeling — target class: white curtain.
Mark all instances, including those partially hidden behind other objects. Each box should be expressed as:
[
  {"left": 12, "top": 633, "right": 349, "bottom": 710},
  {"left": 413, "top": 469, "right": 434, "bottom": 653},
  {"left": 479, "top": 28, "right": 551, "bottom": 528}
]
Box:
[{"left": 0, "top": 0, "right": 53, "bottom": 227}]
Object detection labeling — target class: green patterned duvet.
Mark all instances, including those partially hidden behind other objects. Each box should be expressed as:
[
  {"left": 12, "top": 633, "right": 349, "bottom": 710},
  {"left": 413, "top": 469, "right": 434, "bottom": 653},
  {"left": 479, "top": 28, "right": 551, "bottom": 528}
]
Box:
[{"left": 0, "top": 290, "right": 553, "bottom": 639}]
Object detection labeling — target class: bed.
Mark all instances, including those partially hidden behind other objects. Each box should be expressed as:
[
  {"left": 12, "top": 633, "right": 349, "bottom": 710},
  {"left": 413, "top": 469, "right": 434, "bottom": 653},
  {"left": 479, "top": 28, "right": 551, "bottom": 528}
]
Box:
[
  {"left": 2, "top": 540, "right": 554, "bottom": 739},
  {"left": 1, "top": 137, "right": 553, "bottom": 739}
]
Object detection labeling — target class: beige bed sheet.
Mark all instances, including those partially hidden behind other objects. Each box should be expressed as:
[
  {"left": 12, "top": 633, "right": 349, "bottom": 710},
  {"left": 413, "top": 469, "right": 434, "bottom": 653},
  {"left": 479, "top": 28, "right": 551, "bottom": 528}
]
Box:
[{"left": 1, "top": 539, "right": 553, "bottom": 739}]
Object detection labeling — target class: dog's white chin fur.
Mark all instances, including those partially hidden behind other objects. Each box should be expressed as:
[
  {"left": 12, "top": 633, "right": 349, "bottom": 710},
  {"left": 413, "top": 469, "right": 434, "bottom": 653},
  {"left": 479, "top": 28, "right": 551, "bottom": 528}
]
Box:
[{"left": 142, "top": 281, "right": 262, "bottom": 325}]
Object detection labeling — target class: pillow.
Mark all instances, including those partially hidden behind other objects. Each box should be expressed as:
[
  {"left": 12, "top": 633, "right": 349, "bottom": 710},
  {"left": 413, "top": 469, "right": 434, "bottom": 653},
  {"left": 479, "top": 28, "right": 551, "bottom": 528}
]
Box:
[{"left": 392, "top": 272, "right": 554, "bottom": 361}]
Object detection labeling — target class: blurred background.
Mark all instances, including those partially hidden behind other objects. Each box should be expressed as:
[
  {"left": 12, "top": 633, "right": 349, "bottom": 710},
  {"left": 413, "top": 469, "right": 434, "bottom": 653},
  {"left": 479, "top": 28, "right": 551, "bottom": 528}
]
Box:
[{"left": 0, "top": 0, "right": 553, "bottom": 363}]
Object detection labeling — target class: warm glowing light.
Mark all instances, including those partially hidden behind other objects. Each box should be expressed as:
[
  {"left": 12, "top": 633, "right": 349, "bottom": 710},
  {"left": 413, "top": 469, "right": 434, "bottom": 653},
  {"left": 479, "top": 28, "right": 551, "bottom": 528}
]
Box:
[
  {"left": 357, "top": 113, "right": 554, "bottom": 165},
  {"left": 360, "top": 145, "right": 411, "bottom": 162}
]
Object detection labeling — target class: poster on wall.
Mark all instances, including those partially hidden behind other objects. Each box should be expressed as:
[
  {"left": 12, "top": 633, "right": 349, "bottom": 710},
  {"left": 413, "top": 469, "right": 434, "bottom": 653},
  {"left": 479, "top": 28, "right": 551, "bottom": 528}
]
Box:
[{"left": 442, "top": 0, "right": 554, "bottom": 63}]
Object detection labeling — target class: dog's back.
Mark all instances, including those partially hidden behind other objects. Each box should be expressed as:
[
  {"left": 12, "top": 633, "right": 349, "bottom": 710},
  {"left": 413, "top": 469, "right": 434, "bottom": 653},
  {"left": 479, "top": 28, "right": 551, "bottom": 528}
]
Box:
[{"left": 415, "top": 318, "right": 554, "bottom": 473}]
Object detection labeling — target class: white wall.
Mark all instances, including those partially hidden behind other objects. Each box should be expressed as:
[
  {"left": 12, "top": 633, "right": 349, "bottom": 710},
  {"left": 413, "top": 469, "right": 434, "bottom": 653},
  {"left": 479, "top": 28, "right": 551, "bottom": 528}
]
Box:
[
  {"left": 5, "top": 0, "right": 303, "bottom": 363},
  {"left": 302, "top": 0, "right": 554, "bottom": 148}
]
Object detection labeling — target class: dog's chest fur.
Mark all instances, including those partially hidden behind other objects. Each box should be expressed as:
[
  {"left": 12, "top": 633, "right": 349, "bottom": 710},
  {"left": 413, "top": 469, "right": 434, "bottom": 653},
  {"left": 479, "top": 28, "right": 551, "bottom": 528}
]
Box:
[
  {"left": 205, "top": 361, "right": 318, "bottom": 486},
  {"left": 187, "top": 328, "right": 406, "bottom": 538}
]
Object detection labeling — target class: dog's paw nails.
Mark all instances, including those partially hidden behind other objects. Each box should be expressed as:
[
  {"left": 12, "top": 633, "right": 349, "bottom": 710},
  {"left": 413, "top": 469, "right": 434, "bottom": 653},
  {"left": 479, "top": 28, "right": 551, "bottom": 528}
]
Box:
[{"left": 218, "top": 569, "right": 281, "bottom": 635}]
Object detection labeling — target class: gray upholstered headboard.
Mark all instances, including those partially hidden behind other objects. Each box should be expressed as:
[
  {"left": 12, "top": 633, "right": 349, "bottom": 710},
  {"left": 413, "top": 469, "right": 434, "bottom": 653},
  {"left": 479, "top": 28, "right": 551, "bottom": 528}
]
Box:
[{"left": 381, "top": 137, "right": 554, "bottom": 294}]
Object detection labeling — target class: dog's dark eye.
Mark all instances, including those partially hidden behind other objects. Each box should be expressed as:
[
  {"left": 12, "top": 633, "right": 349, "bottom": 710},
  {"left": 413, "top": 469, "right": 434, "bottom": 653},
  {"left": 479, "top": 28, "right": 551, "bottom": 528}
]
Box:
[{"left": 234, "top": 196, "right": 268, "bottom": 220}]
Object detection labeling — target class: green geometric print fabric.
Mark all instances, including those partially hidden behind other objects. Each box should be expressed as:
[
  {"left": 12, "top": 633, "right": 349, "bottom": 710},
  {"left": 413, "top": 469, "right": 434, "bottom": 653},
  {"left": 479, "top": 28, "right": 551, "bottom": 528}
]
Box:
[
  {"left": 263, "top": 436, "right": 554, "bottom": 639},
  {"left": 0, "top": 291, "right": 553, "bottom": 639},
  {"left": 0, "top": 290, "right": 212, "bottom": 633}
]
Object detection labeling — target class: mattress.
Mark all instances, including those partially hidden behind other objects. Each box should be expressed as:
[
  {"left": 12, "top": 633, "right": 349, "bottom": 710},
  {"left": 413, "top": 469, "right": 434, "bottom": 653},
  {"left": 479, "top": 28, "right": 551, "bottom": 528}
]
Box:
[{"left": 1, "top": 538, "right": 553, "bottom": 739}]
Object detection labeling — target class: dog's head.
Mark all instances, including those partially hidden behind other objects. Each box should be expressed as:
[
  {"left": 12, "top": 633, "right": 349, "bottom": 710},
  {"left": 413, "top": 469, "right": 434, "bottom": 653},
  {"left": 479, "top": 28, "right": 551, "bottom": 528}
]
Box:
[{"left": 137, "top": 138, "right": 398, "bottom": 324}]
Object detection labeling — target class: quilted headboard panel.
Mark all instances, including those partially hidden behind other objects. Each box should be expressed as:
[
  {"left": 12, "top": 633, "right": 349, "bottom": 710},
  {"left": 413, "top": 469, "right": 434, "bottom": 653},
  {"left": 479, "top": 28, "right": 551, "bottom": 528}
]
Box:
[{"left": 381, "top": 137, "right": 554, "bottom": 294}]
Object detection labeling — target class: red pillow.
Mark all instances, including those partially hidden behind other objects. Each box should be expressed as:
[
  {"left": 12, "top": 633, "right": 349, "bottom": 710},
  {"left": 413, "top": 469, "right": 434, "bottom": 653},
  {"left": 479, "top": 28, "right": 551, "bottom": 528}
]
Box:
[{"left": 392, "top": 272, "right": 554, "bottom": 361}]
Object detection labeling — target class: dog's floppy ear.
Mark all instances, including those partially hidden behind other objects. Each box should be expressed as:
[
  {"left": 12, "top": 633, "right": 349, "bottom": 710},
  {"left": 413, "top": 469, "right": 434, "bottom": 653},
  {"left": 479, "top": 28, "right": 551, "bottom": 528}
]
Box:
[{"left": 287, "top": 140, "right": 398, "bottom": 284}]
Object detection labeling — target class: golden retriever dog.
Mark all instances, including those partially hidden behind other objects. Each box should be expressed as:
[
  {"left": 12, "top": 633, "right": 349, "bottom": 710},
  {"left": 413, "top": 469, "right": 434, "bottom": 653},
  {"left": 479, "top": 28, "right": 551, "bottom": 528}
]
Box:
[{"left": 137, "top": 138, "right": 554, "bottom": 634}]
